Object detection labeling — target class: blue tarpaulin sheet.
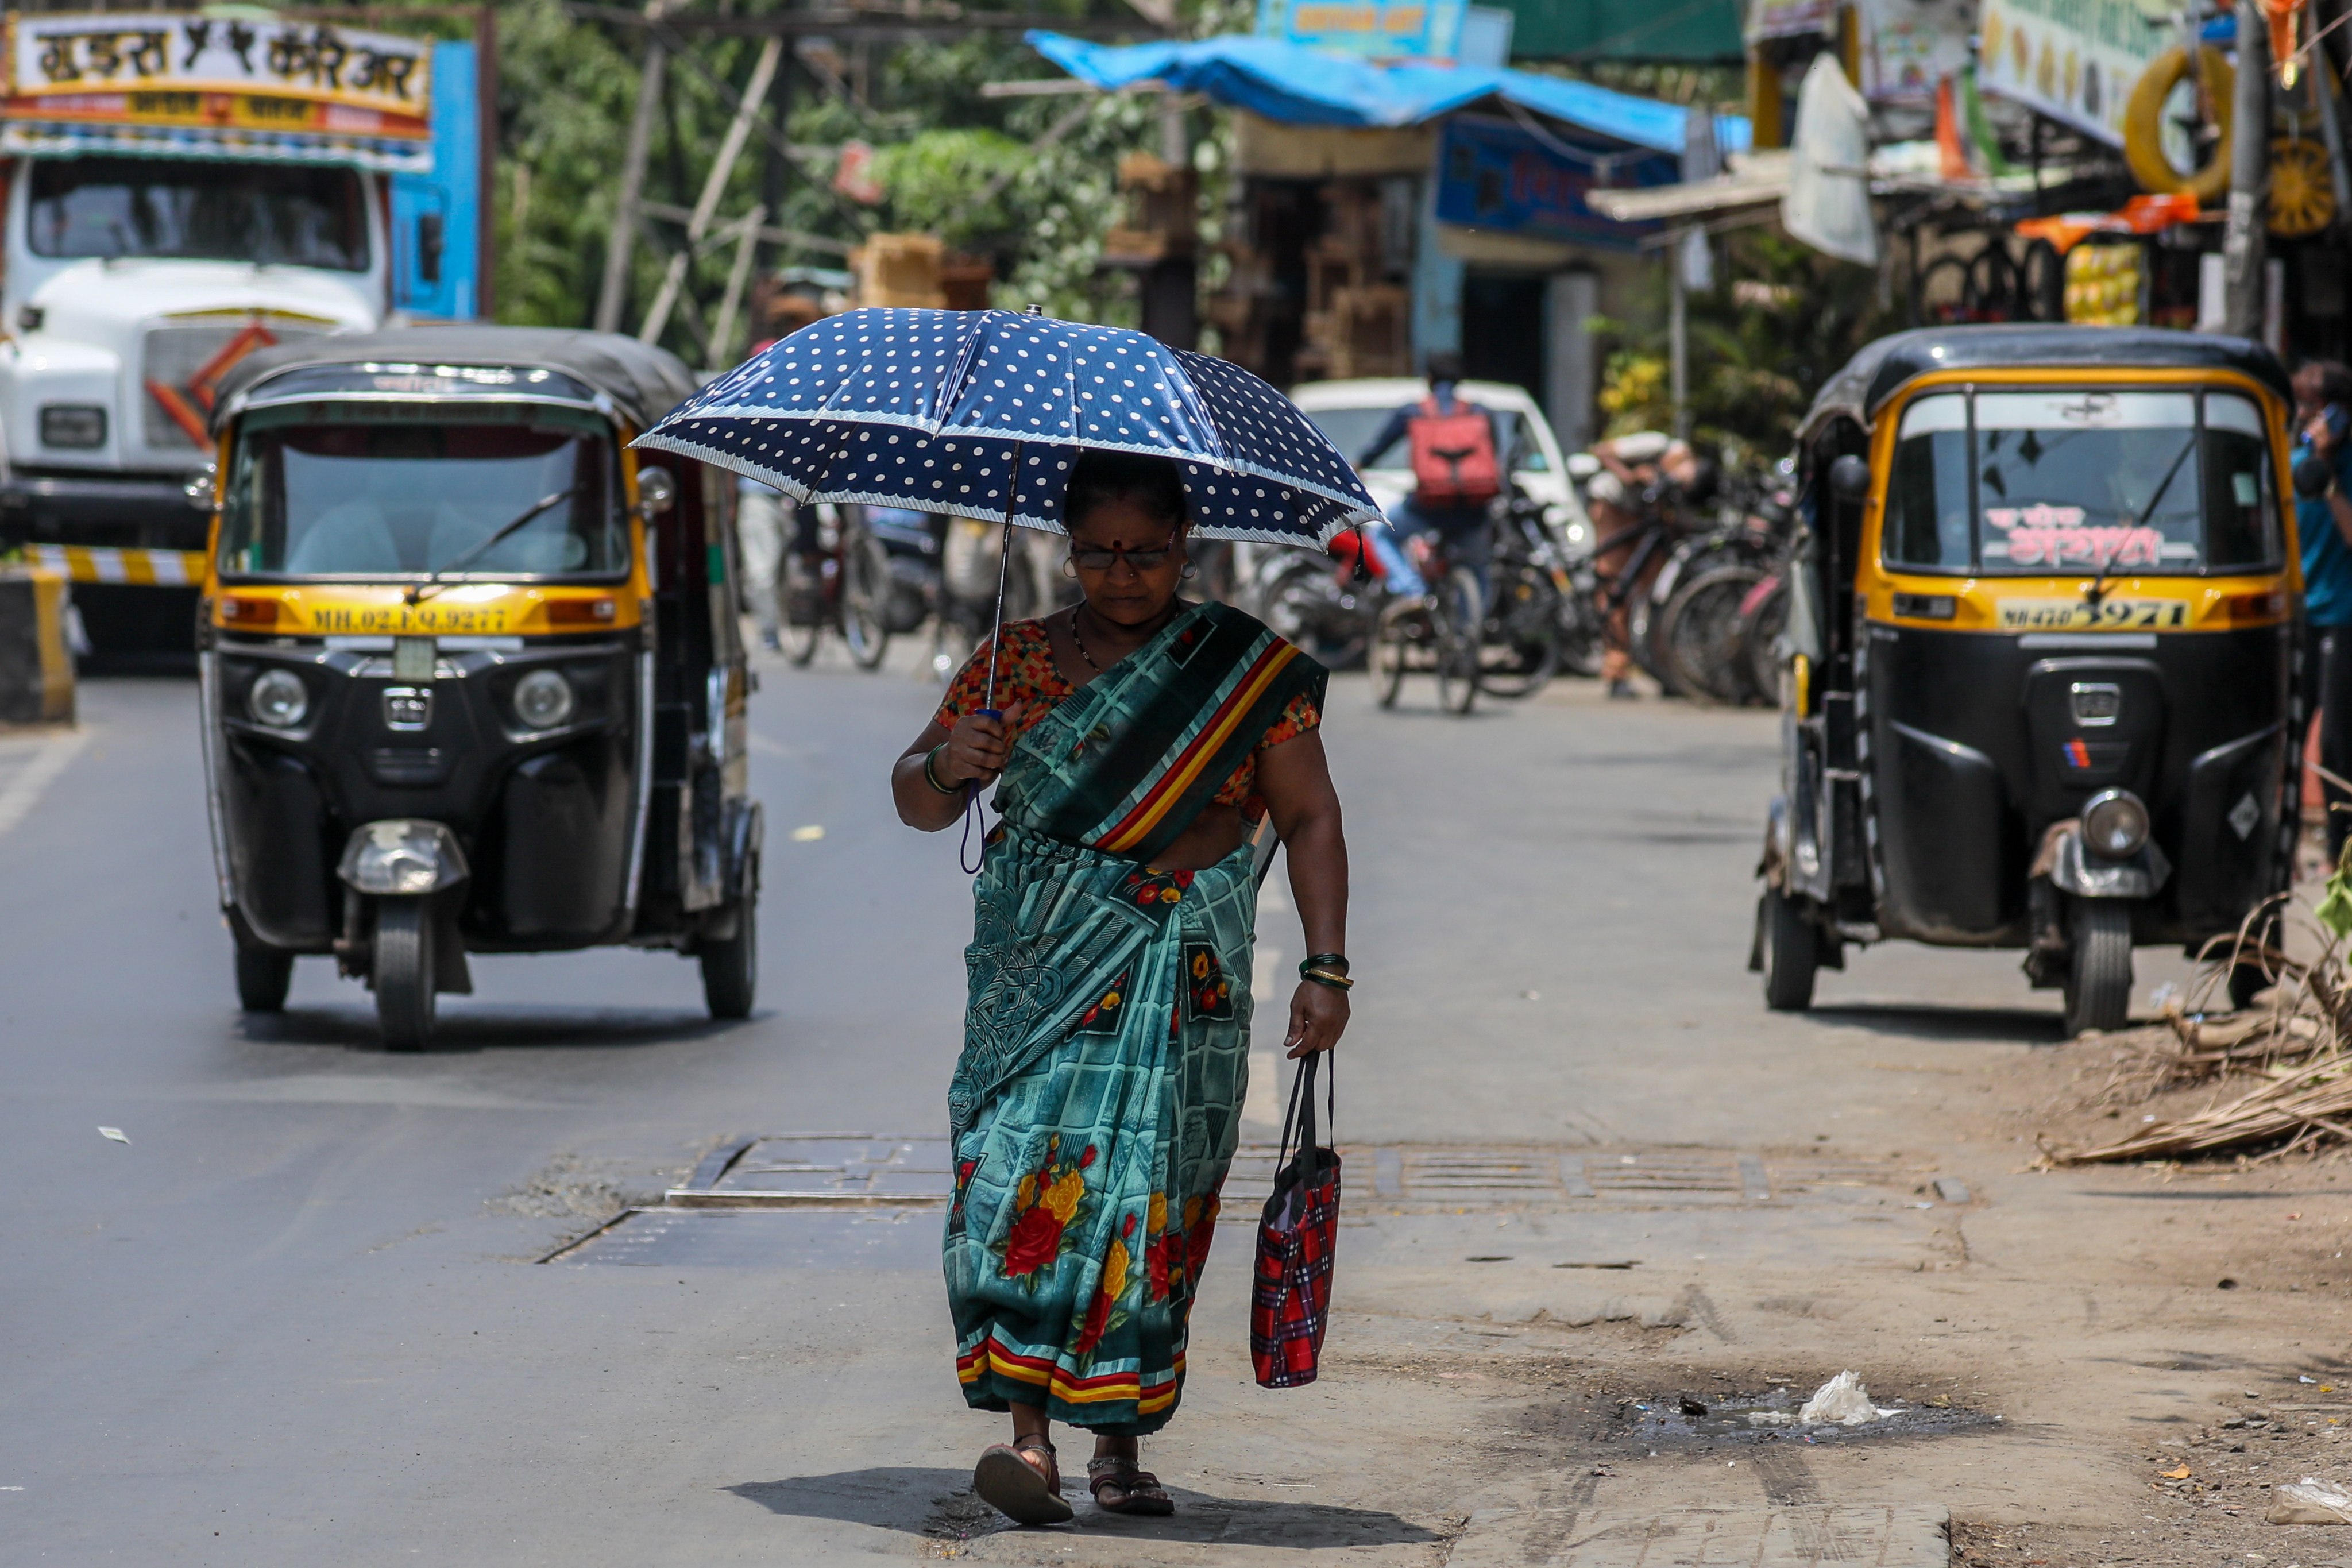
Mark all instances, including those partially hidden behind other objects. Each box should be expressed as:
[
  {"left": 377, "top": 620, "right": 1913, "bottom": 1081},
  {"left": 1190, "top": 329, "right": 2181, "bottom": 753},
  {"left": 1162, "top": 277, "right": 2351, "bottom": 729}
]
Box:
[{"left": 1028, "top": 31, "right": 1749, "bottom": 155}]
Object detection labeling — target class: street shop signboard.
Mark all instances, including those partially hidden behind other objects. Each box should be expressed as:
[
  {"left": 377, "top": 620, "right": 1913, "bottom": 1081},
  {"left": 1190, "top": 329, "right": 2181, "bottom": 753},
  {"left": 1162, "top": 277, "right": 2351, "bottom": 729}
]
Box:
[
  {"left": 1978, "top": 0, "right": 2158, "bottom": 146},
  {"left": 1432, "top": 114, "right": 1673, "bottom": 250},
  {"left": 1859, "top": 0, "right": 1974, "bottom": 102},
  {"left": 1, "top": 12, "right": 432, "bottom": 152},
  {"left": 1256, "top": 0, "right": 1470, "bottom": 61},
  {"left": 1748, "top": 0, "right": 1841, "bottom": 44}
]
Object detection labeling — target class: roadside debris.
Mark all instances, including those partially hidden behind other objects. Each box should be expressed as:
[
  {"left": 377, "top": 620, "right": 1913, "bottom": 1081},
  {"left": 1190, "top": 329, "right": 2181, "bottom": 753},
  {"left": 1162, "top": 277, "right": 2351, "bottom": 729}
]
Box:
[
  {"left": 1799, "top": 1370, "right": 1890, "bottom": 1426},
  {"left": 2269, "top": 1477, "right": 2352, "bottom": 1524}
]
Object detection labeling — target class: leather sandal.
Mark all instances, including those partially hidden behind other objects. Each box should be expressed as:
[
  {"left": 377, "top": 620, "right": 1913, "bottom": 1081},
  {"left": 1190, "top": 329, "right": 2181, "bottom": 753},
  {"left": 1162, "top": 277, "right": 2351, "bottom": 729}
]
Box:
[
  {"left": 1087, "top": 1455, "right": 1175, "bottom": 1516},
  {"left": 974, "top": 1434, "right": 1073, "bottom": 1525}
]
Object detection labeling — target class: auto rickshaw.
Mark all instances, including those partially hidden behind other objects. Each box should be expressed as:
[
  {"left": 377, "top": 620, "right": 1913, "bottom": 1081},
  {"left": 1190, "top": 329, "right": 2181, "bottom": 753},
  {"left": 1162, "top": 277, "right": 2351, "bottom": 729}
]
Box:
[
  {"left": 1755, "top": 326, "right": 2301, "bottom": 1034},
  {"left": 196, "top": 328, "right": 760, "bottom": 1048}
]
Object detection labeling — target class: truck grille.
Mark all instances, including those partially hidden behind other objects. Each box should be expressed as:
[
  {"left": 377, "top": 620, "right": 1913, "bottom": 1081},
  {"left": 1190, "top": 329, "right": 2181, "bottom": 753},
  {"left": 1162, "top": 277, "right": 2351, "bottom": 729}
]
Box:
[{"left": 141, "top": 322, "right": 321, "bottom": 451}]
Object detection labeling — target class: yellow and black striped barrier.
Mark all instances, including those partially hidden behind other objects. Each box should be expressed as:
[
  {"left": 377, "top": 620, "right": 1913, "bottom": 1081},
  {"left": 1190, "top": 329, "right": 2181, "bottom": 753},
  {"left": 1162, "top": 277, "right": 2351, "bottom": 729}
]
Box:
[
  {"left": 21, "top": 543, "right": 206, "bottom": 586},
  {"left": 0, "top": 569, "right": 76, "bottom": 724}
]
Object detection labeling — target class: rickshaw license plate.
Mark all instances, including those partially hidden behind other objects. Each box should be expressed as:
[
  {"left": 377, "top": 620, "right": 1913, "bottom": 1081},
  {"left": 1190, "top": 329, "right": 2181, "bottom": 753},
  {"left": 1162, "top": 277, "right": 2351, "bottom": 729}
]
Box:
[
  {"left": 1996, "top": 598, "right": 2189, "bottom": 631},
  {"left": 300, "top": 604, "right": 515, "bottom": 635}
]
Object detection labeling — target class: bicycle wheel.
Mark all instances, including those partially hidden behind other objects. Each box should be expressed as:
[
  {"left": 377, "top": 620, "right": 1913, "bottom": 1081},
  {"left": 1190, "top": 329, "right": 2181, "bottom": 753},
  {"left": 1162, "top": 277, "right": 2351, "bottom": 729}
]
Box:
[
  {"left": 1660, "top": 565, "right": 1766, "bottom": 705},
  {"left": 840, "top": 527, "right": 893, "bottom": 670},
  {"left": 1555, "top": 574, "right": 1606, "bottom": 679},
  {"left": 1738, "top": 577, "right": 1789, "bottom": 706},
  {"left": 1370, "top": 598, "right": 1413, "bottom": 709},
  {"left": 1263, "top": 556, "right": 1369, "bottom": 670},
  {"left": 782, "top": 551, "right": 825, "bottom": 666},
  {"left": 1435, "top": 567, "right": 1481, "bottom": 715},
  {"left": 1479, "top": 563, "right": 1561, "bottom": 700}
]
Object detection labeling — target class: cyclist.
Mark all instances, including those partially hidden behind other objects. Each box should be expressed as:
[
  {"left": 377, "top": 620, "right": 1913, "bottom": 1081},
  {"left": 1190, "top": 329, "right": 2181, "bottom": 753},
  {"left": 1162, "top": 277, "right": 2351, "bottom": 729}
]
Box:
[
  {"left": 1583, "top": 429, "right": 1705, "bottom": 699},
  {"left": 1357, "top": 352, "right": 1505, "bottom": 600}
]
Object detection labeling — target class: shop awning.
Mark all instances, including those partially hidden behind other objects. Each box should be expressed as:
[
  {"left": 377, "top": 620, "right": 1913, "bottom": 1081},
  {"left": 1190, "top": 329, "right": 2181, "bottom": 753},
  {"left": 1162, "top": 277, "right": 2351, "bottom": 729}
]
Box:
[{"left": 1027, "top": 31, "right": 1748, "bottom": 155}]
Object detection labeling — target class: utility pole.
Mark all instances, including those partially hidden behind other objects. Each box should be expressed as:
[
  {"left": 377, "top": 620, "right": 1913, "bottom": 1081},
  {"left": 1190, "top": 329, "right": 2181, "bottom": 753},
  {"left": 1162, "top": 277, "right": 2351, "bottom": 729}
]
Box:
[
  {"left": 1668, "top": 227, "right": 1690, "bottom": 439},
  {"left": 2223, "top": 0, "right": 2270, "bottom": 337}
]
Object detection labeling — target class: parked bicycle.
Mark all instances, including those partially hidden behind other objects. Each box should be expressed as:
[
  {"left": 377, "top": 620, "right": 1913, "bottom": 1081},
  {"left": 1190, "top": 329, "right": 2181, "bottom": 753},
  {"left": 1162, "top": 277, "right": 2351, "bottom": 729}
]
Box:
[{"left": 1369, "top": 530, "right": 1485, "bottom": 714}]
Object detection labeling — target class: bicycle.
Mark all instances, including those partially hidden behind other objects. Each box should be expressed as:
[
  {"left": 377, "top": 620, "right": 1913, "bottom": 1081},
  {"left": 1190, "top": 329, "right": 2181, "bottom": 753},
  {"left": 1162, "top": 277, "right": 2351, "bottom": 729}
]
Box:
[
  {"left": 1476, "top": 487, "right": 1594, "bottom": 699},
  {"left": 1369, "top": 530, "right": 1484, "bottom": 715},
  {"left": 780, "top": 501, "right": 891, "bottom": 669}
]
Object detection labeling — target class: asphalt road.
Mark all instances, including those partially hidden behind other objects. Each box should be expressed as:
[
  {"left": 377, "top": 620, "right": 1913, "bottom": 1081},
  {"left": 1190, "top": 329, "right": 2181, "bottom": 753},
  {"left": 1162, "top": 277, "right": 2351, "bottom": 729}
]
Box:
[{"left": 0, "top": 647, "right": 2195, "bottom": 1565}]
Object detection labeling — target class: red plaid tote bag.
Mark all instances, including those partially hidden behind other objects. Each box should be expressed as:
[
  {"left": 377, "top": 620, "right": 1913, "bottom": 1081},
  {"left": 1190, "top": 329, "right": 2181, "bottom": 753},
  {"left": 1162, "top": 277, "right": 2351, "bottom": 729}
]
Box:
[{"left": 1251, "top": 1053, "right": 1339, "bottom": 1388}]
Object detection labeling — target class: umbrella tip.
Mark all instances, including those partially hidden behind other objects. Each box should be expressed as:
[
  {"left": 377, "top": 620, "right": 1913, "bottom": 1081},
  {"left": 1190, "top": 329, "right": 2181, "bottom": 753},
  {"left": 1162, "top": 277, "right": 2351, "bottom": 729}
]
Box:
[{"left": 1025, "top": 303, "right": 1044, "bottom": 316}]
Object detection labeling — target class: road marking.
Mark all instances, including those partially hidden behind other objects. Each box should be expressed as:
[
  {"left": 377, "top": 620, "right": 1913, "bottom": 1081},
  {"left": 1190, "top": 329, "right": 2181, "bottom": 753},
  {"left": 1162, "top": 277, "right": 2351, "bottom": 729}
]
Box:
[{"left": 0, "top": 727, "right": 88, "bottom": 839}]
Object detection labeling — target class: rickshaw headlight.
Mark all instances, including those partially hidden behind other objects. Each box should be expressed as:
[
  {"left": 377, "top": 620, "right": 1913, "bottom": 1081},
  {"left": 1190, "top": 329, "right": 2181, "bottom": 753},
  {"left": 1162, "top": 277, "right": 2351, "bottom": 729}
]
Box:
[
  {"left": 513, "top": 669, "right": 574, "bottom": 729},
  {"left": 2082, "top": 789, "right": 2150, "bottom": 860},
  {"left": 247, "top": 669, "right": 308, "bottom": 728}
]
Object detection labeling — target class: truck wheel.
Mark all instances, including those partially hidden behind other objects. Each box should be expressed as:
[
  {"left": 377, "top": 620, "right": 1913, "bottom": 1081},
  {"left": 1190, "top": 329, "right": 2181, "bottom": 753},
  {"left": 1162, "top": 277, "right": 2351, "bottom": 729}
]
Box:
[
  {"left": 1759, "top": 886, "right": 1818, "bottom": 1011},
  {"left": 700, "top": 895, "right": 758, "bottom": 1020},
  {"left": 2063, "top": 899, "right": 2134, "bottom": 1036},
  {"left": 235, "top": 941, "right": 293, "bottom": 1013},
  {"left": 373, "top": 897, "right": 437, "bottom": 1052}
]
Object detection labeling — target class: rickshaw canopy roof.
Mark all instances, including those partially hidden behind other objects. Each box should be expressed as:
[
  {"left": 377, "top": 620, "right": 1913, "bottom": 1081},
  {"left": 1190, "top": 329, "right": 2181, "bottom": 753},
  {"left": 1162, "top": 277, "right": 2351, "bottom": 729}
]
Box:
[
  {"left": 1799, "top": 325, "right": 2292, "bottom": 444},
  {"left": 214, "top": 327, "right": 698, "bottom": 432}
]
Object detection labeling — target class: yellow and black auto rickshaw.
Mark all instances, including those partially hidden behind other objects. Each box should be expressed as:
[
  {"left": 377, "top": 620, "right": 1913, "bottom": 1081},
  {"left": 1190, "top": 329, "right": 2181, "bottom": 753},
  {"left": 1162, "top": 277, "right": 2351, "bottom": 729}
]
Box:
[
  {"left": 197, "top": 328, "right": 759, "bottom": 1048},
  {"left": 1756, "top": 326, "right": 2301, "bottom": 1034}
]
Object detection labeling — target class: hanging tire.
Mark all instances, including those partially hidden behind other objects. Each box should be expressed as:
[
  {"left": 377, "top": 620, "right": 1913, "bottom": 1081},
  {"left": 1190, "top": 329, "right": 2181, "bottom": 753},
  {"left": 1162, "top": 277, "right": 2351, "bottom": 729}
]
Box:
[
  {"left": 235, "top": 940, "right": 293, "bottom": 1013},
  {"left": 1759, "top": 886, "right": 1818, "bottom": 1011},
  {"left": 2122, "top": 44, "right": 2235, "bottom": 202},
  {"left": 700, "top": 893, "right": 758, "bottom": 1021},
  {"left": 2062, "top": 899, "right": 2134, "bottom": 1036},
  {"left": 1436, "top": 567, "right": 1481, "bottom": 716},
  {"left": 373, "top": 897, "right": 437, "bottom": 1051}
]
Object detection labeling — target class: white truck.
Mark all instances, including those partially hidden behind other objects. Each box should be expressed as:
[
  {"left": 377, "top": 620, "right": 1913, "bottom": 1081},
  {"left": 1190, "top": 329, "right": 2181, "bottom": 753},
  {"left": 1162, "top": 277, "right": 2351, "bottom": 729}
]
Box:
[{"left": 0, "top": 10, "right": 483, "bottom": 654}]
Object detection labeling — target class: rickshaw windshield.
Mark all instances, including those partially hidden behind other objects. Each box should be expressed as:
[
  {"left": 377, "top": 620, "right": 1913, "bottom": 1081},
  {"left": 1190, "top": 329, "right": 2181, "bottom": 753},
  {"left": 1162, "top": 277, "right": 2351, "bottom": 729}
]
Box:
[
  {"left": 216, "top": 404, "right": 627, "bottom": 580},
  {"left": 1882, "top": 389, "right": 2279, "bottom": 576}
]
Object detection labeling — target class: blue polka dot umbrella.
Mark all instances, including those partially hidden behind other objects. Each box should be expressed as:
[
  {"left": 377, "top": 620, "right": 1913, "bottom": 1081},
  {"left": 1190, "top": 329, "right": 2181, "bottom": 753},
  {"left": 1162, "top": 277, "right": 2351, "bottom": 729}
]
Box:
[{"left": 633, "top": 305, "right": 1385, "bottom": 546}]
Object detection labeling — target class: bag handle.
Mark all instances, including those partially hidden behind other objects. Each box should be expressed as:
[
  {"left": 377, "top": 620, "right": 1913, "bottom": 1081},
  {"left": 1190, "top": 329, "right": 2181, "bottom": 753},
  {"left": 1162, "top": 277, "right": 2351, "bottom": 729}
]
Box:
[{"left": 1276, "top": 1051, "right": 1336, "bottom": 1170}]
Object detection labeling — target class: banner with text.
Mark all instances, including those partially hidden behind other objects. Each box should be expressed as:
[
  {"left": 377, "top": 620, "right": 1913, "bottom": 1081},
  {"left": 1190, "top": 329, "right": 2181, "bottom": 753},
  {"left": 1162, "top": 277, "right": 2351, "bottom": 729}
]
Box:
[
  {"left": 1256, "top": 0, "right": 1469, "bottom": 61},
  {"left": 1977, "top": 0, "right": 2158, "bottom": 146}
]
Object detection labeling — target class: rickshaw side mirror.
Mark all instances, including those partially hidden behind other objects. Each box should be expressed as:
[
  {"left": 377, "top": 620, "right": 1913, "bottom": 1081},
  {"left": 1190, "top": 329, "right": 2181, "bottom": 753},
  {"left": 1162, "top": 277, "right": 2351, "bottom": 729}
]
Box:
[
  {"left": 1828, "top": 455, "right": 1871, "bottom": 504},
  {"left": 185, "top": 461, "right": 217, "bottom": 511},
  {"left": 636, "top": 465, "right": 678, "bottom": 519}
]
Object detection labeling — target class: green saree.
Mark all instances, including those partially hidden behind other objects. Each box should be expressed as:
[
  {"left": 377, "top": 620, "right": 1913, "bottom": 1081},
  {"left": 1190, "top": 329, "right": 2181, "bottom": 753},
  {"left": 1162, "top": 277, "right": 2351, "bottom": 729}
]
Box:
[{"left": 945, "top": 601, "right": 1326, "bottom": 1435}]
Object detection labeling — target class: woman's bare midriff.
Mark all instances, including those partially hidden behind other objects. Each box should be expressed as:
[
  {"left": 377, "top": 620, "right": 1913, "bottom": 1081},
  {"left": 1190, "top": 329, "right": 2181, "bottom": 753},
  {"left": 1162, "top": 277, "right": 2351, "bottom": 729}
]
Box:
[{"left": 1148, "top": 801, "right": 1247, "bottom": 871}]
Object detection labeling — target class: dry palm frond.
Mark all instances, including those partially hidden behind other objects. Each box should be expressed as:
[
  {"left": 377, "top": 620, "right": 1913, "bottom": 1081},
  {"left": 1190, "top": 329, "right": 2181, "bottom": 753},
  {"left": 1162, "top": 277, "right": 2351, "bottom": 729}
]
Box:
[{"left": 2044, "top": 889, "right": 2352, "bottom": 1164}]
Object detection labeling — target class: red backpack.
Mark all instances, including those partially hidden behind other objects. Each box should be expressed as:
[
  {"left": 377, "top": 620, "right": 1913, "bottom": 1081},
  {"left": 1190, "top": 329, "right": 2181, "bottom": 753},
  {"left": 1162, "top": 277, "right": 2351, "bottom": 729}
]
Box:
[{"left": 1406, "top": 397, "right": 1500, "bottom": 508}]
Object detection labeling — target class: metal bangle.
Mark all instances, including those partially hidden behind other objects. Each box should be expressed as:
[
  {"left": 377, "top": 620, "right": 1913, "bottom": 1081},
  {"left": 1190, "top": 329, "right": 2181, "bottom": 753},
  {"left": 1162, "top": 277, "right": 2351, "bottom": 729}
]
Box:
[
  {"left": 1300, "top": 969, "right": 1353, "bottom": 992},
  {"left": 923, "top": 743, "right": 960, "bottom": 794}
]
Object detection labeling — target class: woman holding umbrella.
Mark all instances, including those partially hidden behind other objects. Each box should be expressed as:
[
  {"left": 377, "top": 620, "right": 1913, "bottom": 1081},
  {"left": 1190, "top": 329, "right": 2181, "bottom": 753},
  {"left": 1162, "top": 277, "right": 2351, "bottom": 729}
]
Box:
[
  {"left": 892, "top": 449, "right": 1350, "bottom": 1521},
  {"left": 636, "top": 306, "right": 1377, "bottom": 1524}
]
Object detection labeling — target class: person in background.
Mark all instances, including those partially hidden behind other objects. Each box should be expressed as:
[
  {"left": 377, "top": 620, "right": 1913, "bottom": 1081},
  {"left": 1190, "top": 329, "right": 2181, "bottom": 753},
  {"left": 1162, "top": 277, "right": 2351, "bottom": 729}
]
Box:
[
  {"left": 1581, "top": 430, "right": 1704, "bottom": 700},
  {"left": 735, "top": 291, "right": 830, "bottom": 651},
  {"left": 1357, "top": 351, "right": 1504, "bottom": 598},
  {"left": 2295, "top": 359, "right": 2352, "bottom": 862}
]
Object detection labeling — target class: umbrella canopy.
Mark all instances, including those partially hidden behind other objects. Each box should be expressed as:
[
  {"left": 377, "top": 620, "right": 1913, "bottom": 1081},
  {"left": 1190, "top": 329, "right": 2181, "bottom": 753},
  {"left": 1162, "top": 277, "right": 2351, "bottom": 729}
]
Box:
[{"left": 634, "top": 306, "right": 1384, "bottom": 545}]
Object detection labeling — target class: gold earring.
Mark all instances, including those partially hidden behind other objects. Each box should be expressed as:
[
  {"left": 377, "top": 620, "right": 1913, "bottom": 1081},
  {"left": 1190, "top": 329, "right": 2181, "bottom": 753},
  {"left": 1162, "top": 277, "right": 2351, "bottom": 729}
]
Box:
[{"left": 1062, "top": 557, "right": 1079, "bottom": 578}]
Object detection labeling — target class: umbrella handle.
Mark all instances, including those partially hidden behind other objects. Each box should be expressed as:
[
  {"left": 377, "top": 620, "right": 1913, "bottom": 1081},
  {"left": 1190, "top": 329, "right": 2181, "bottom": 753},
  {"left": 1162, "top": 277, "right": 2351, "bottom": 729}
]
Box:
[{"left": 960, "top": 704, "right": 1003, "bottom": 874}]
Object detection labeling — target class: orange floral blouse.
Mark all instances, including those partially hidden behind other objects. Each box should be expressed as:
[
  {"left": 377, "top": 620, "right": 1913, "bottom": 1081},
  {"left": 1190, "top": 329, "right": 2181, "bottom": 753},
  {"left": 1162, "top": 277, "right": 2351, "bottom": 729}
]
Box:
[{"left": 934, "top": 617, "right": 1320, "bottom": 813}]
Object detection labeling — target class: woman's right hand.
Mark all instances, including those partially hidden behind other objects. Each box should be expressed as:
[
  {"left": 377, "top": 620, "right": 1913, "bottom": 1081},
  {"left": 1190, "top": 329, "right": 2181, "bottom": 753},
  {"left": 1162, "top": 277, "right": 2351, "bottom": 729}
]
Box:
[{"left": 939, "top": 701, "right": 1027, "bottom": 787}]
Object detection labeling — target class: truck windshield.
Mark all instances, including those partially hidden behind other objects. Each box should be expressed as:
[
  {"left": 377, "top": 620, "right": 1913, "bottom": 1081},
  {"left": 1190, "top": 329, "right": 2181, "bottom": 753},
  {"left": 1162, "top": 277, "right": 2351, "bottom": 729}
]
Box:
[
  {"left": 217, "top": 407, "right": 626, "bottom": 580},
  {"left": 27, "top": 158, "right": 369, "bottom": 271},
  {"left": 1882, "top": 389, "right": 2279, "bottom": 574}
]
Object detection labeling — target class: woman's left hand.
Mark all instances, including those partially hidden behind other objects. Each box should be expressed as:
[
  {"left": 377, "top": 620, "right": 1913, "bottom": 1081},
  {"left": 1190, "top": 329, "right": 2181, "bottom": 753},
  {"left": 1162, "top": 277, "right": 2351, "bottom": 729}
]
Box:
[{"left": 1283, "top": 979, "right": 1348, "bottom": 1059}]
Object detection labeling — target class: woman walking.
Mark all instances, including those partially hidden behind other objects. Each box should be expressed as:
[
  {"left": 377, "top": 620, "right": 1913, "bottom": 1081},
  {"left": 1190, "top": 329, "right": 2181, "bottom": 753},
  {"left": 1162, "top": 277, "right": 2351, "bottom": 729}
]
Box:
[{"left": 892, "top": 450, "right": 1351, "bottom": 1524}]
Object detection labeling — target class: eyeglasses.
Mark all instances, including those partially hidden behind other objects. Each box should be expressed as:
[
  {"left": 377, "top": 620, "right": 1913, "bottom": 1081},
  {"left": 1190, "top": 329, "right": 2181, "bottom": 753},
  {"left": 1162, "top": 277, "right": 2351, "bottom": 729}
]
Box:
[{"left": 1069, "top": 543, "right": 1176, "bottom": 572}]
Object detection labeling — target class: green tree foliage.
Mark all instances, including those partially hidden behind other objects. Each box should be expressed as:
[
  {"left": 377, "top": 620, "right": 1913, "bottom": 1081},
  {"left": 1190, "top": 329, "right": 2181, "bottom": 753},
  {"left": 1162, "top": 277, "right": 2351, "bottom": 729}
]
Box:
[
  {"left": 1597, "top": 228, "right": 1898, "bottom": 458},
  {"left": 460, "top": 0, "right": 1185, "bottom": 360}
]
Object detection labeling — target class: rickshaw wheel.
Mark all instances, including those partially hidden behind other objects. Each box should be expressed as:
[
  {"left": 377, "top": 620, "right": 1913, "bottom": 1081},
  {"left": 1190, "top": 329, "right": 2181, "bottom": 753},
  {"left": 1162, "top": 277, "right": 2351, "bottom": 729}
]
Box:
[
  {"left": 374, "top": 898, "right": 437, "bottom": 1052},
  {"left": 700, "top": 895, "right": 758, "bottom": 1021},
  {"left": 2062, "top": 900, "right": 2133, "bottom": 1036},
  {"left": 235, "top": 941, "right": 293, "bottom": 1013},
  {"left": 1758, "top": 886, "right": 1818, "bottom": 1011}
]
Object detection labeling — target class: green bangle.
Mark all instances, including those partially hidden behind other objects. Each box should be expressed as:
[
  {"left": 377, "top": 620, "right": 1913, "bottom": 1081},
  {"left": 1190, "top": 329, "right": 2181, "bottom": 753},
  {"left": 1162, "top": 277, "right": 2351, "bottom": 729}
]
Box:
[
  {"left": 1301, "top": 968, "right": 1353, "bottom": 992},
  {"left": 922, "top": 743, "right": 960, "bottom": 794},
  {"left": 1300, "top": 953, "right": 1349, "bottom": 977}
]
